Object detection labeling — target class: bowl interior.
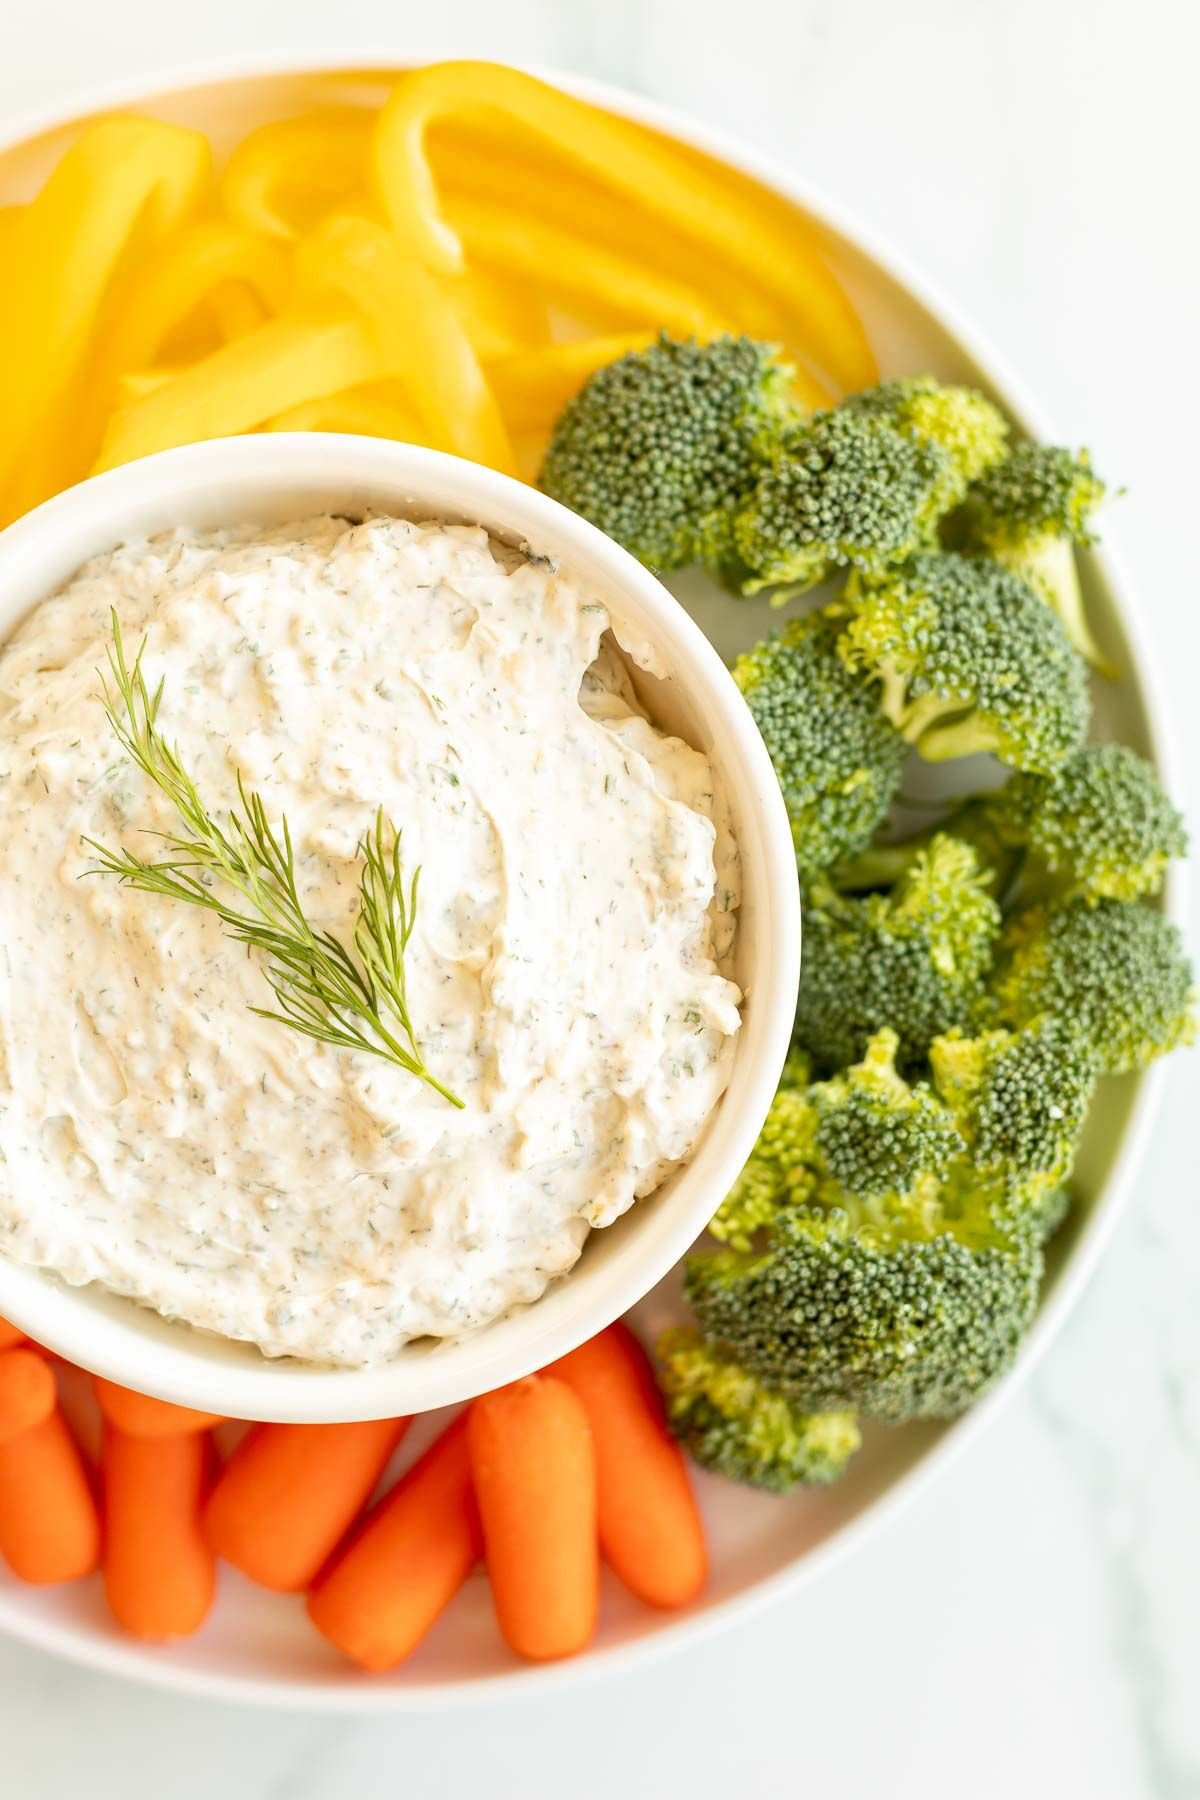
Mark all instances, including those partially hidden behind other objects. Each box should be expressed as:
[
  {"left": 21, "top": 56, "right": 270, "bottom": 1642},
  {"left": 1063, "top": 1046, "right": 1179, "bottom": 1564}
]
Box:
[
  {"left": 0, "top": 434, "right": 799, "bottom": 1420},
  {"left": 0, "top": 59, "right": 1169, "bottom": 1703}
]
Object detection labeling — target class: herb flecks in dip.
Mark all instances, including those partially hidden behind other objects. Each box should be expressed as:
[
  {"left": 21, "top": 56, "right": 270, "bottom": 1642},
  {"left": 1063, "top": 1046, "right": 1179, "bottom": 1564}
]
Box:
[{"left": 0, "top": 516, "right": 742, "bottom": 1365}]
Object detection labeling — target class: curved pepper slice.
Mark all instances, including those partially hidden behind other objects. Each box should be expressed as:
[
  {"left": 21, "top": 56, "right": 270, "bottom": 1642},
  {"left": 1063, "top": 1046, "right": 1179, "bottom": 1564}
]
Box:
[
  {"left": 488, "top": 334, "right": 654, "bottom": 431},
  {"left": 0, "top": 116, "right": 212, "bottom": 519},
  {"left": 446, "top": 198, "right": 729, "bottom": 340},
  {"left": 265, "top": 380, "right": 433, "bottom": 444},
  {"left": 93, "top": 309, "right": 383, "bottom": 472},
  {"left": 372, "top": 60, "right": 874, "bottom": 390},
  {"left": 447, "top": 266, "right": 550, "bottom": 361},
  {"left": 220, "top": 109, "right": 373, "bottom": 241},
  {"left": 295, "top": 214, "right": 514, "bottom": 473}
]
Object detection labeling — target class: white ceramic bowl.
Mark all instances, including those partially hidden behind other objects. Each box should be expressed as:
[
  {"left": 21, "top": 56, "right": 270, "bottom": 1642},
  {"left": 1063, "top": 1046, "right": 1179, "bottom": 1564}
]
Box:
[
  {"left": 0, "top": 56, "right": 1182, "bottom": 1707},
  {"left": 0, "top": 433, "right": 801, "bottom": 1421}
]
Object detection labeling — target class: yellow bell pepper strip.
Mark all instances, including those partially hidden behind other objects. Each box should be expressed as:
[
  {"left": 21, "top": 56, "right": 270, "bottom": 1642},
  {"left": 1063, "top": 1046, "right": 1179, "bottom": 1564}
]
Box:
[
  {"left": 0, "top": 116, "right": 212, "bottom": 520},
  {"left": 295, "top": 215, "right": 514, "bottom": 473},
  {"left": 444, "top": 198, "right": 730, "bottom": 340},
  {"left": 431, "top": 132, "right": 799, "bottom": 353},
  {"left": 88, "top": 220, "right": 290, "bottom": 404},
  {"left": 220, "top": 109, "right": 373, "bottom": 241},
  {"left": 264, "top": 380, "right": 434, "bottom": 445},
  {"left": 488, "top": 334, "right": 654, "bottom": 430},
  {"left": 372, "top": 61, "right": 874, "bottom": 390},
  {"left": 447, "top": 266, "right": 550, "bottom": 361},
  {"left": 93, "top": 308, "right": 383, "bottom": 472}
]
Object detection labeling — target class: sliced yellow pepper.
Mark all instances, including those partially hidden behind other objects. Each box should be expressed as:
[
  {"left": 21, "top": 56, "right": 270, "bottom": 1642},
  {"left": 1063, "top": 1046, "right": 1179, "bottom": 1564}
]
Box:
[
  {"left": 372, "top": 61, "right": 874, "bottom": 390},
  {"left": 295, "top": 215, "right": 514, "bottom": 473},
  {"left": 92, "top": 220, "right": 290, "bottom": 393},
  {"left": 445, "top": 198, "right": 730, "bottom": 340},
  {"left": 220, "top": 109, "right": 373, "bottom": 241},
  {"left": 264, "top": 380, "right": 431, "bottom": 443},
  {"left": 0, "top": 117, "right": 212, "bottom": 519},
  {"left": 488, "top": 334, "right": 654, "bottom": 430},
  {"left": 447, "top": 266, "right": 550, "bottom": 361},
  {"left": 93, "top": 308, "right": 382, "bottom": 472}
]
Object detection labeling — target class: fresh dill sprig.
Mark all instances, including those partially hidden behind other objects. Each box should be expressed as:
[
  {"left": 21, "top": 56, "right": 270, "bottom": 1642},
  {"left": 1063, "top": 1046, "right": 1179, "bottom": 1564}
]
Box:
[{"left": 85, "top": 611, "right": 464, "bottom": 1109}]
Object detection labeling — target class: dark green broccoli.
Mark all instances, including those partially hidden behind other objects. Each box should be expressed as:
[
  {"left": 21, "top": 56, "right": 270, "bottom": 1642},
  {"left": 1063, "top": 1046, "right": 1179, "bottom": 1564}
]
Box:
[
  {"left": 994, "top": 898, "right": 1196, "bottom": 1073},
  {"left": 845, "top": 375, "right": 1010, "bottom": 515},
  {"left": 657, "top": 1328, "right": 861, "bottom": 1492},
  {"left": 685, "top": 1181, "right": 1042, "bottom": 1423},
  {"left": 733, "top": 406, "right": 950, "bottom": 594},
  {"left": 957, "top": 443, "right": 1113, "bottom": 673},
  {"left": 930, "top": 1016, "right": 1098, "bottom": 1236},
  {"left": 731, "top": 611, "right": 906, "bottom": 875},
  {"left": 988, "top": 743, "right": 1187, "bottom": 904},
  {"left": 808, "top": 1029, "right": 965, "bottom": 1200},
  {"left": 538, "top": 333, "right": 799, "bottom": 574},
  {"left": 795, "top": 835, "right": 1002, "bottom": 1070},
  {"left": 838, "top": 552, "right": 1091, "bottom": 772}
]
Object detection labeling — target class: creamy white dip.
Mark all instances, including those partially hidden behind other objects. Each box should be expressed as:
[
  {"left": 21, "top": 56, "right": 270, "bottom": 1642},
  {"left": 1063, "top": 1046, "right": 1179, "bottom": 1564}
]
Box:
[{"left": 0, "top": 515, "right": 741, "bottom": 1364}]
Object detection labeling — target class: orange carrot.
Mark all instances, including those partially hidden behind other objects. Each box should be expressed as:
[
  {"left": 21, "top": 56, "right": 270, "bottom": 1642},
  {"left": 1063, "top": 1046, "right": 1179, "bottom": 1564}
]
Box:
[
  {"left": 551, "top": 1322, "right": 707, "bottom": 1608},
  {"left": 102, "top": 1424, "right": 216, "bottom": 1639},
  {"left": 468, "top": 1376, "right": 597, "bottom": 1660},
  {"left": 204, "top": 1417, "right": 409, "bottom": 1591},
  {"left": 0, "top": 1317, "right": 26, "bottom": 1352},
  {"left": 308, "top": 1415, "right": 481, "bottom": 1671},
  {"left": 0, "top": 1348, "right": 57, "bottom": 1446},
  {"left": 93, "top": 1376, "right": 225, "bottom": 1439},
  {"left": 0, "top": 1408, "right": 100, "bottom": 1583}
]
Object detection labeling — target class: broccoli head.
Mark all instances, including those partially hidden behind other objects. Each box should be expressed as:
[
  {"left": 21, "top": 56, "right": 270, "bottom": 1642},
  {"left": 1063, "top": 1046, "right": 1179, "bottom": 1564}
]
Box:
[
  {"left": 958, "top": 443, "right": 1112, "bottom": 673},
  {"left": 994, "top": 898, "right": 1196, "bottom": 1074},
  {"left": 733, "top": 406, "right": 950, "bottom": 595},
  {"left": 538, "top": 332, "right": 798, "bottom": 574},
  {"left": 808, "top": 1028, "right": 965, "bottom": 1200},
  {"left": 685, "top": 1181, "right": 1041, "bottom": 1423},
  {"left": 845, "top": 375, "right": 1009, "bottom": 514},
  {"left": 795, "top": 835, "right": 1002, "bottom": 1070},
  {"left": 657, "top": 1328, "right": 860, "bottom": 1492},
  {"left": 930, "top": 1016, "right": 1098, "bottom": 1237},
  {"left": 838, "top": 551, "right": 1091, "bottom": 772},
  {"left": 732, "top": 611, "right": 906, "bottom": 875},
  {"left": 989, "top": 743, "right": 1187, "bottom": 904}
]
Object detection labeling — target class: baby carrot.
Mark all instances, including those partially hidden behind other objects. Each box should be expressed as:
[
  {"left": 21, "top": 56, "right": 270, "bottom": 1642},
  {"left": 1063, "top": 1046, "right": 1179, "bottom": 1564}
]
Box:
[
  {"left": 551, "top": 1322, "right": 707, "bottom": 1608},
  {"left": 103, "top": 1425, "right": 215, "bottom": 1639},
  {"left": 0, "top": 1348, "right": 57, "bottom": 1446},
  {"left": 204, "top": 1418, "right": 409, "bottom": 1592},
  {"left": 468, "top": 1376, "right": 598, "bottom": 1661},
  {"left": 0, "top": 1408, "right": 100, "bottom": 1583},
  {"left": 93, "top": 1377, "right": 225, "bottom": 1439},
  {"left": 0, "top": 1317, "right": 26, "bottom": 1352},
  {"left": 308, "top": 1415, "right": 481, "bottom": 1671}
]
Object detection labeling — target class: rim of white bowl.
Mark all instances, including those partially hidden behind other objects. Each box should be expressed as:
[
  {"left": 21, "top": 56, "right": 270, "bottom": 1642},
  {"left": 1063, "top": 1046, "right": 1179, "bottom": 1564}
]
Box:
[
  {"left": 0, "top": 433, "right": 803, "bottom": 1418},
  {"left": 0, "top": 51, "right": 1186, "bottom": 1708}
]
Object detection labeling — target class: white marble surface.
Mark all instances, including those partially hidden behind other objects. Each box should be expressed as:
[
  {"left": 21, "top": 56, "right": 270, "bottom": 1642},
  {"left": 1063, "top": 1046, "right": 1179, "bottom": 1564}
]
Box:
[{"left": 1, "top": 2, "right": 1198, "bottom": 1794}]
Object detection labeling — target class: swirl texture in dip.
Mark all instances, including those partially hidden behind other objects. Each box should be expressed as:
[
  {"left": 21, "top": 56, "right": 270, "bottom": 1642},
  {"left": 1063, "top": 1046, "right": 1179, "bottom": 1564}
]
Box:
[{"left": 0, "top": 515, "right": 741, "bottom": 1364}]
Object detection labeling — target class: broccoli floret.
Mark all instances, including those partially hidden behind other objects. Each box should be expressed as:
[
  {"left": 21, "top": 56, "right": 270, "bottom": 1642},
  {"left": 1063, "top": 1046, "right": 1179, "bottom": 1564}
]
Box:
[
  {"left": 838, "top": 552, "right": 1091, "bottom": 772},
  {"left": 538, "top": 333, "right": 799, "bottom": 574},
  {"left": 732, "top": 611, "right": 906, "bottom": 875},
  {"left": 796, "top": 835, "right": 1002, "bottom": 1070},
  {"left": 994, "top": 899, "right": 1196, "bottom": 1074},
  {"left": 809, "top": 1029, "right": 965, "bottom": 1200},
  {"left": 958, "top": 443, "right": 1113, "bottom": 673},
  {"left": 846, "top": 375, "right": 1009, "bottom": 514},
  {"left": 734, "top": 407, "right": 950, "bottom": 594},
  {"left": 710, "top": 1082, "right": 819, "bottom": 1251},
  {"left": 989, "top": 744, "right": 1187, "bottom": 904},
  {"left": 657, "top": 1328, "right": 860, "bottom": 1492},
  {"left": 930, "top": 1017, "right": 1098, "bottom": 1235},
  {"left": 685, "top": 1183, "right": 1041, "bottom": 1422}
]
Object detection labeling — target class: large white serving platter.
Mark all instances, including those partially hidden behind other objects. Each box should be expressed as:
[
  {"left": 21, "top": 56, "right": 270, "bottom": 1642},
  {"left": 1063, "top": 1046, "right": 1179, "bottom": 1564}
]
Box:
[{"left": 0, "top": 53, "right": 1182, "bottom": 1707}]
